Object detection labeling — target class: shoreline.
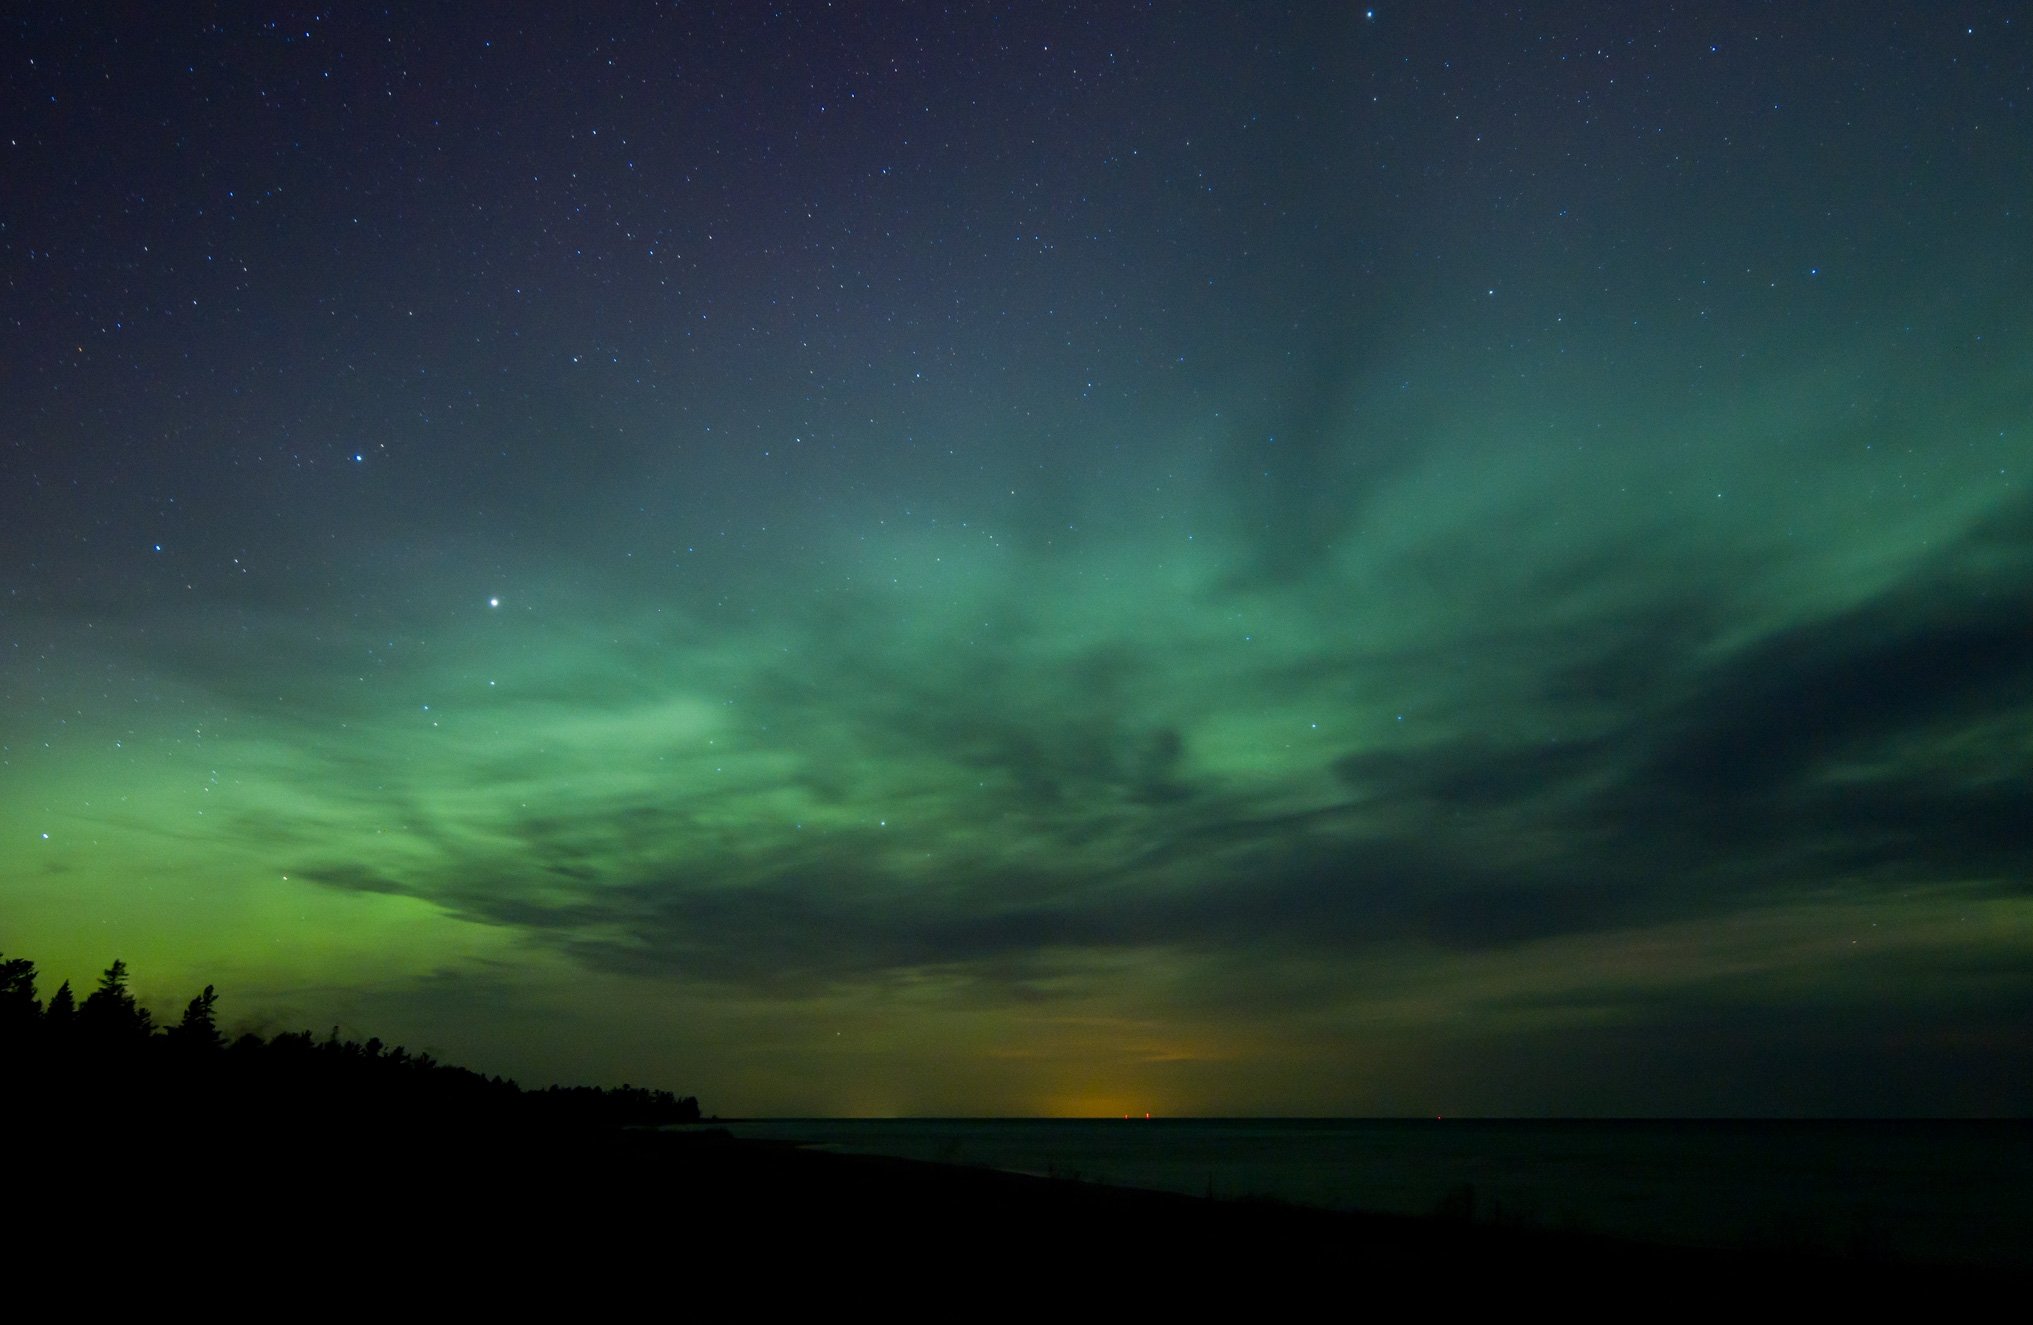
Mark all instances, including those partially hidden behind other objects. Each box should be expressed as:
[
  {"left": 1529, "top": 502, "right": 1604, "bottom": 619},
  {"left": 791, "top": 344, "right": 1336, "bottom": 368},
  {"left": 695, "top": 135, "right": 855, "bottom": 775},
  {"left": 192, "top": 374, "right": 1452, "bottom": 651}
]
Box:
[
  {"left": 646, "top": 1129, "right": 2022, "bottom": 1289},
  {"left": 709, "top": 1116, "right": 2033, "bottom": 1271},
  {"left": 23, "top": 1119, "right": 2024, "bottom": 1302}
]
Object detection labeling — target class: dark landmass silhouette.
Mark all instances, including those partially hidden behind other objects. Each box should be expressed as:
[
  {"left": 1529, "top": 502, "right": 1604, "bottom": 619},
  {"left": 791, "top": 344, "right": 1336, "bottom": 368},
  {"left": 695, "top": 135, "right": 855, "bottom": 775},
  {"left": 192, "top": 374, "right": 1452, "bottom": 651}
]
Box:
[
  {"left": 2, "top": 949, "right": 2014, "bottom": 1306},
  {"left": 1, "top": 950, "right": 700, "bottom": 1133}
]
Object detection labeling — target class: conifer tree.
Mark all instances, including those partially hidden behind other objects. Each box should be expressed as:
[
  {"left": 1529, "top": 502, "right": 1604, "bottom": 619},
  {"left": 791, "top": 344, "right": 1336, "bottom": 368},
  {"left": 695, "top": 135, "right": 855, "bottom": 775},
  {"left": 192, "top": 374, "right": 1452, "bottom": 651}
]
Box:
[
  {"left": 0, "top": 954, "right": 41, "bottom": 1037},
  {"left": 78, "top": 959, "right": 154, "bottom": 1041},
  {"left": 45, "top": 980, "right": 76, "bottom": 1030},
  {"left": 171, "top": 985, "right": 224, "bottom": 1051}
]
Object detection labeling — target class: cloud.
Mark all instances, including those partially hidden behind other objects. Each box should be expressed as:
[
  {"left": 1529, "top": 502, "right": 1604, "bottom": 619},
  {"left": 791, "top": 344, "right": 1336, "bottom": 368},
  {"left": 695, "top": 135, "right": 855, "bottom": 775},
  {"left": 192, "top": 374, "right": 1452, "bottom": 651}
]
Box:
[{"left": 258, "top": 474, "right": 2032, "bottom": 1021}]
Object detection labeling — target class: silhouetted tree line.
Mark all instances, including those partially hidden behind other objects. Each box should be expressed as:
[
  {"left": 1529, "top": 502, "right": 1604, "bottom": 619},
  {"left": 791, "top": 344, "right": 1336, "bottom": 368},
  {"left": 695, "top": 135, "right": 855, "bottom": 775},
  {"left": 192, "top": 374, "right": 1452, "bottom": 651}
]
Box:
[{"left": 1, "top": 950, "right": 700, "bottom": 1132}]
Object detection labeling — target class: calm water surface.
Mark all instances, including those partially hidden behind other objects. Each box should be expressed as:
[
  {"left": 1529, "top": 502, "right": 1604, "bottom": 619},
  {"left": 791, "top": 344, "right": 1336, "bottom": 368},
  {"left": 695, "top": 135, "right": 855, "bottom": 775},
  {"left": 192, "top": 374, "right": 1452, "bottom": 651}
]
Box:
[{"left": 719, "top": 1118, "right": 2033, "bottom": 1268}]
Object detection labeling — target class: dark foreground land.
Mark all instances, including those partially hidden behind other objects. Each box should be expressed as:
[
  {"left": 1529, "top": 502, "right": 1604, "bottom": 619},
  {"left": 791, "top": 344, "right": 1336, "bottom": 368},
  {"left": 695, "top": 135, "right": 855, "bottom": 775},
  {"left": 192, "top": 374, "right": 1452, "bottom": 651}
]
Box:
[
  {"left": 5, "top": 956, "right": 2017, "bottom": 1305},
  {"left": 23, "top": 1120, "right": 2021, "bottom": 1309}
]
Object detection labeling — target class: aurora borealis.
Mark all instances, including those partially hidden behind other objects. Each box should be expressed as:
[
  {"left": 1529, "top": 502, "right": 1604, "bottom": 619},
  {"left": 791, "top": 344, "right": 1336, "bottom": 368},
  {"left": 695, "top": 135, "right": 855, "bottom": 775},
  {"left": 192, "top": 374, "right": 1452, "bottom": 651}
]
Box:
[{"left": 4, "top": 5, "right": 2029, "bottom": 1116}]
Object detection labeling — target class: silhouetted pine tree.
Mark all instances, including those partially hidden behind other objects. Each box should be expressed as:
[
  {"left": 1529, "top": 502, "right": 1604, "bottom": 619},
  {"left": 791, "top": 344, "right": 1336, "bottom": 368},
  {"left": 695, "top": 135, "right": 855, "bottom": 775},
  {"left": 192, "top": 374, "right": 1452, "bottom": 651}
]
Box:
[
  {"left": 77, "top": 959, "right": 153, "bottom": 1043},
  {"left": 45, "top": 979, "right": 76, "bottom": 1030},
  {"left": 0, "top": 954, "right": 40, "bottom": 1037},
  {"left": 5, "top": 949, "right": 705, "bottom": 1131},
  {"left": 168, "top": 984, "right": 223, "bottom": 1052}
]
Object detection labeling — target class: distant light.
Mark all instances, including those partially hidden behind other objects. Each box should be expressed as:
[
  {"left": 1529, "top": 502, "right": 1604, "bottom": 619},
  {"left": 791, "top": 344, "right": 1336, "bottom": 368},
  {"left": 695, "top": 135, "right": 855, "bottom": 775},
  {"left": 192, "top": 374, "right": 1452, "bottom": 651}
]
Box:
[
  {"left": 353, "top": 453, "right": 363, "bottom": 462},
  {"left": 489, "top": 597, "right": 500, "bottom": 608}
]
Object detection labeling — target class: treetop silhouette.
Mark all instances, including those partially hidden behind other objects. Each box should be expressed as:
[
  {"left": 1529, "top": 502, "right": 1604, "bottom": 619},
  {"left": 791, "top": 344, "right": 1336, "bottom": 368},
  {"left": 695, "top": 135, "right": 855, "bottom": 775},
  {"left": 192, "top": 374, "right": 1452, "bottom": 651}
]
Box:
[{"left": 0, "top": 949, "right": 701, "bottom": 1130}]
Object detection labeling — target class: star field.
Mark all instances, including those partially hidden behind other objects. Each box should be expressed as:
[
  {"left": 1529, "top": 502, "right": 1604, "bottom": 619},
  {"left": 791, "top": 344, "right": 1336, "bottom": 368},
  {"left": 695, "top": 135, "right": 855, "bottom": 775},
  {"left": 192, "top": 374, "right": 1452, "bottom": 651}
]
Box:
[{"left": 2, "top": 5, "right": 2029, "bottom": 1115}]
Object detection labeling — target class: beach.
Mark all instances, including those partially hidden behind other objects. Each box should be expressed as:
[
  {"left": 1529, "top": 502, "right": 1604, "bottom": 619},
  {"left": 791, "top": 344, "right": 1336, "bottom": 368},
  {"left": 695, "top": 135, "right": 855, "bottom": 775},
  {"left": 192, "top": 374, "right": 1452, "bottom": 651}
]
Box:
[{"left": 29, "top": 1120, "right": 2019, "bottom": 1306}]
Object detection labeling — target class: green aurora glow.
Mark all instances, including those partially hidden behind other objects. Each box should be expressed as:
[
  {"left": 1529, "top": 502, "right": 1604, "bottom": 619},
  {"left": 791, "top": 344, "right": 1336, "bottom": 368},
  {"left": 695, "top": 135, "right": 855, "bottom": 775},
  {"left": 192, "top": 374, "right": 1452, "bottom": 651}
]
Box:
[{"left": 4, "top": 6, "right": 2029, "bottom": 1114}]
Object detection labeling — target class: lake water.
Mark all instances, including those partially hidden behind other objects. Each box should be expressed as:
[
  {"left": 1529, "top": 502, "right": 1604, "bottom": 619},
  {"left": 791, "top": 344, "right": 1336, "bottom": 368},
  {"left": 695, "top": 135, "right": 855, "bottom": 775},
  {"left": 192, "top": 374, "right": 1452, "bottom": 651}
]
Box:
[{"left": 719, "top": 1117, "right": 2033, "bottom": 1268}]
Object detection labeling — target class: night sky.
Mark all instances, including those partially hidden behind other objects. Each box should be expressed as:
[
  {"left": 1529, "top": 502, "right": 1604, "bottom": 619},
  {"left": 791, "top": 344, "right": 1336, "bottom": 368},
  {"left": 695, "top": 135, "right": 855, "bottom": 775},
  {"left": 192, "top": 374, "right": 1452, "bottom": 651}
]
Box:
[{"left": 5, "top": 5, "right": 2029, "bottom": 1117}]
